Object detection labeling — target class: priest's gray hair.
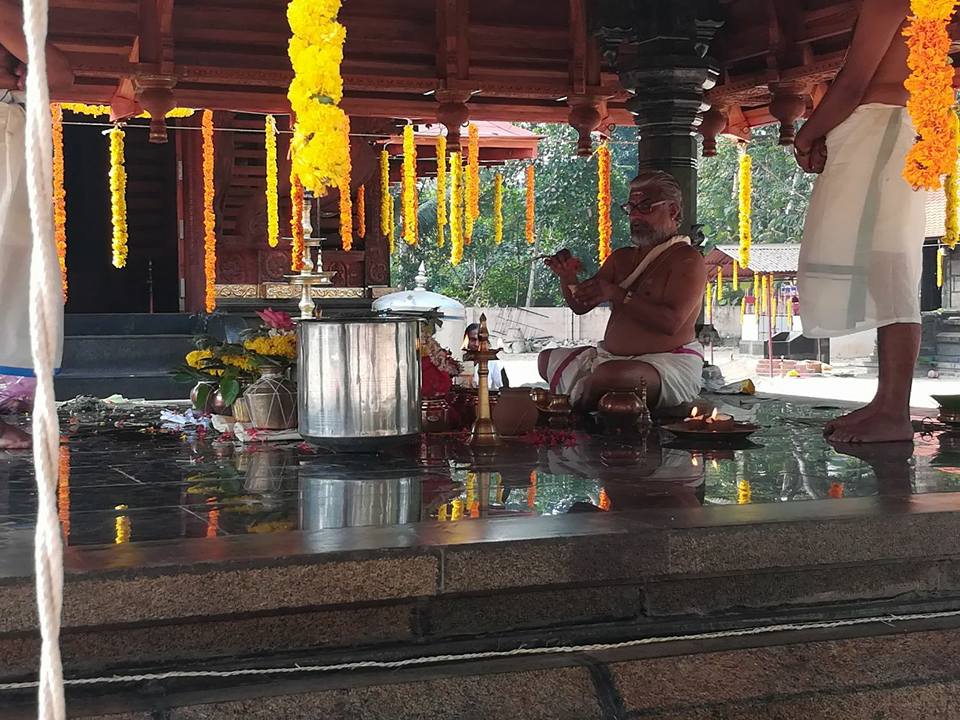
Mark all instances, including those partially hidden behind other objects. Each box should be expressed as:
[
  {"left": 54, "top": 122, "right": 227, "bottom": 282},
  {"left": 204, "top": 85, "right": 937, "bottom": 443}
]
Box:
[{"left": 629, "top": 171, "right": 683, "bottom": 211}]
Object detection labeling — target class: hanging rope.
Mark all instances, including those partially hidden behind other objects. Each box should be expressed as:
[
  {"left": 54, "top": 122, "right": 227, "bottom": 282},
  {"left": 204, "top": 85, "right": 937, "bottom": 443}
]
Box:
[{"left": 23, "top": 0, "right": 67, "bottom": 716}]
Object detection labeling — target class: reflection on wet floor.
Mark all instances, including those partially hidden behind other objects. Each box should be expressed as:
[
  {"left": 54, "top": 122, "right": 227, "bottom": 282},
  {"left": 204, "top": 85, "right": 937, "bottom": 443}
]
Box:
[{"left": 1, "top": 398, "right": 960, "bottom": 547}]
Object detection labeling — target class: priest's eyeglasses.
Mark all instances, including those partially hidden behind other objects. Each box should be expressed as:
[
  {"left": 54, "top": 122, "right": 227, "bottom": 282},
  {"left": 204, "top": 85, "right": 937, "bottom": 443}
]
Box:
[{"left": 620, "top": 199, "right": 669, "bottom": 215}]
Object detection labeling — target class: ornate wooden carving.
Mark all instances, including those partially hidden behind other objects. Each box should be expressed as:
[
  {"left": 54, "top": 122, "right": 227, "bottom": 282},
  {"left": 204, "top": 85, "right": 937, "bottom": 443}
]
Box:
[{"left": 699, "top": 105, "right": 728, "bottom": 157}]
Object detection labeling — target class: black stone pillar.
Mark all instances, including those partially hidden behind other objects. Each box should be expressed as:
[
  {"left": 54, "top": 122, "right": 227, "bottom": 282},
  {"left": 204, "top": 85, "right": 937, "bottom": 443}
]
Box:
[{"left": 591, "top": 0, "right": 722, "bottom": 239}]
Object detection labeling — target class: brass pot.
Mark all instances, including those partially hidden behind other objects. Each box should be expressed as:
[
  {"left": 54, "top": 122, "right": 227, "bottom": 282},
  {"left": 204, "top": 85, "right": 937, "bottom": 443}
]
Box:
[
  {"left": 233, "top": 395, "right": 251, "bottom": 424},
  {"left": 190, "top": 381, "right": 217, "bottom": 413},
  {"left": 244, "top": 367, "right": 298, "bottom": 430}
]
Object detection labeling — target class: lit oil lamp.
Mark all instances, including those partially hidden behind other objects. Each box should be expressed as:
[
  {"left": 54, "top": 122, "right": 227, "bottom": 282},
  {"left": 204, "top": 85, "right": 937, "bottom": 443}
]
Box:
[
  {"left": 704, "top": 407, "right": 735, "bottom": 431},
  {"left": 683, "top": 406, "right": 707, "bottom": 430}
]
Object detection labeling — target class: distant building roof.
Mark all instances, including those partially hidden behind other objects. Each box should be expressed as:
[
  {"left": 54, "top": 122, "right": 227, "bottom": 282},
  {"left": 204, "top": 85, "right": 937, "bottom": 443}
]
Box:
[{"left": 706, "top": 244, "right": 800, "bottom": 277}]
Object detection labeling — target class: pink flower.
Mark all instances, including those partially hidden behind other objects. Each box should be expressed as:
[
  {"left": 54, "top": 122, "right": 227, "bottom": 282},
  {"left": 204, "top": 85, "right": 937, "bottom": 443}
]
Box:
[{"left": 256, "top": 308, "right": 295, "bottom": 331}]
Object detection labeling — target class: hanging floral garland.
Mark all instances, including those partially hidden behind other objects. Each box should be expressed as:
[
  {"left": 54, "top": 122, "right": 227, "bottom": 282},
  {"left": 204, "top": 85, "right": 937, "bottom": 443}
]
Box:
[
  {"left": 945, "top": 117, "right": 960, "bottom": 249},
  {"left": 903, "top": 0, "right": 959, "bottom": 190},
  {"left": 462, "top": 154, "right": 470, "bottom": 246},
  {"left": 264, "top": 114, "right": 279, "bottom": 248},
  {"left": 717, "top": 266, "right": 724, "bottom": 301},
  {"left": 938, "top": 246, "right": 946, "bottom": 288},
  {"left": 402, "top": 123, "right": 417, "bottom": 244},
  {"left": 51, "top": 103, "right": 67, "bottom": 298},
  {"left": 787, "top": 292, "right": 794, "bottom": 325},
  {"left": 290, "top": 174, "right": 305, "bottom": 271},
  {"left": 597, "top": 141, "right": 612, "bottom": 264},
  {"left": 466, "top": 123, "right": 480, "bottom": 243},
  {"left": 732, "top": 259, "right": 739, "bottom": 291},
  {"left": 450, "top": 151, "right": 464, "bottom": 266},
  {"left": 379, "top": 149, "right": 393, "bottom": 254},
  {"left": 339, "top": 119, "right": 353, "bottom": 252},
  {"left": 493, "top": 172, "right": 504, "bottom": 245},
  {"left": 436, "top": 134, "right": 447, "bottom": 248},
  {"left": 108, "top": 124, "right": 128, "bottom": 269},
  {"left": 527, "top": 470, "right": 537, "bottom": 509},
  {"left": 59, "top": 102, "right": 195, "bottom": 119},
  {"left": 201, "top": 109, "right": 217, "bottom": 313},
  {"left": 357, "top": 184, "right": 366, "bottom": 239},
  {"left": 597, "top": 488, "right": 611, "bottom": 511},
  {"left": 737, "top": 479, "right": 752, "bottom": 505},
  {"left": 58, "top": 445, "right": 70, "bottom": 540},
  {"left": 525, "top": 164, "right": 535, "bottom": 244},
  {"left": 287, "top": 0, "right": 350, "bottom": 194},
  {"left": 738, "top": 146, "right": 752, "bottom": 268},
  {"left": 705, "top": 280, "right": 713, "bottom": 323},
  {"left": 388, "top": 189, "right": 395, "bottom": 253}
]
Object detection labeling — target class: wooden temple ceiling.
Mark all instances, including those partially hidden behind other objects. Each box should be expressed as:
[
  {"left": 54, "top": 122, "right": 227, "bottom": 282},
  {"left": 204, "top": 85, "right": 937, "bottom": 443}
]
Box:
[{"left": 49, "top": 0, "right": 942, "bottom": 144}]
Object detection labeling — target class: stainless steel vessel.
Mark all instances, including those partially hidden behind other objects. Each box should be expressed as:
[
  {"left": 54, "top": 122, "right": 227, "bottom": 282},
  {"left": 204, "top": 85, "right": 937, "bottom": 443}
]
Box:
[
  {"left": 299, "top": 473, "right": 422, "bottom": 530},
  {"left": 298, "top": 314, "right": 421, "bottom": 449}
]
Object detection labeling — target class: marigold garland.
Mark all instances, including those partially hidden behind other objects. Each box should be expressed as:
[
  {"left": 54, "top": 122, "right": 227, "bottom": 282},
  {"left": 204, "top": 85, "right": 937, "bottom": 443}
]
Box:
[
  {"left": 450, "top": 151, "right": 464, "bottom": 266},
  {"left": 388, "top": 190, "right": 396, "bottom": 253},
  {"left": 264, "top": 115, "right": 279, "bottom": 248},
  {"left": 493, "top": 172, "right": 504, "bottom": 245},
  {"left": 201, "top": 109, "right": 217, "bottom": 312},
  {"left": 525, "top": 164, "right": 535, "bottom": 245},
  {"left": 705, "top": 280, "right": 713, "bottom": 322},
  {"left": 787, "top": 292, "right": 794, "bottom": 324},
  {"left": 903, "top": 1, "right": 959, "bottom": 190},
  {"left": 52, "top": 103, "right": 67, "bottom": 298},
  {"left": 58, "top": 444, "right": 70, "bottom": 539},
  {"left": 738, "top": 146, "right": 752, "bottom": 268},
  {"left": 945, "top": 118, "right": 960, "bottom": 248},
  {"left": 402, "top": 123, "right": 418, "bottom": 245},
  {"left": 597, "top": 142, "right": 612, "bottom": 264},
  {"left": 290, "top": 174, "right": 305, "bottom": 271},
  {"left": 357, "top": 184, "right": 366, "bottom": 239},
  {"left": 59, "top": 102, "right": 195, "bottom": 119},
  {"left": 287, "top": 0, "right": 350, "bottom": 194},
  {"left": 461, "top": 154, "right": 470, "bottom": 246},
  {"left": 436, "top": 134, "right": 447, "bottom": 248},
  {"left": 108, "top": 125, "right": 128, "bottom": 269},
  {"left": 737, "top": 479, "right": 752, "bottom": 505},
  {"left": 466, "top": 123, "right": 480, "bottom": 243},
  {"left": 717, "top": 266, "right": 724, "bottom": 301},
  {"left": 379, "top": 149, "right": 394, "bottom": 254},
  {"left": 527, "top": 470, "right": 537, "bottom": 509},
  {"left": 339, "top": 119, "right": 353, "bottom": 252},
  {"left": 938, "top": 246, "right": 946, "bottom": 288},
  {"left": 597, "top": 488, "right": 611, "bottom": 511},
  {"left": 732, "top": 259, "right": 739, "bottom": 291}
]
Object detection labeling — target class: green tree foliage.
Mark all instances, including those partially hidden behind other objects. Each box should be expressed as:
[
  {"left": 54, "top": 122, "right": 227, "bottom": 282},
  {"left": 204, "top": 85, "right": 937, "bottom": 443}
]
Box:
[{"left": 391, "top": 122, "right": 813, "bottom": 304}]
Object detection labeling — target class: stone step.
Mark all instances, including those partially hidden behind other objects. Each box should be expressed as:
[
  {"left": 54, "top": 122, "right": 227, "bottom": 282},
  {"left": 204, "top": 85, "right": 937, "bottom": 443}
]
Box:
[
  {"left": 64, "top": 313, "right": 199, "bottom": 336},
  {"left": 61, "top": 334, "right": 195, "bottom": 374},
  {"left": 55, "top": 371, "right": 189, "bottom": 401}
]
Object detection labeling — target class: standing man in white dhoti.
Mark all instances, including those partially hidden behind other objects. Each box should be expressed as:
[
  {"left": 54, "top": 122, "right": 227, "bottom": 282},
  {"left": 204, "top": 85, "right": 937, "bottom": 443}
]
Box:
[
  {"left": 794, "top": 0, "right": 921, "bottom": 443},
  {"left": 0, "top": 0, "right": 70, "bottom": 448}
]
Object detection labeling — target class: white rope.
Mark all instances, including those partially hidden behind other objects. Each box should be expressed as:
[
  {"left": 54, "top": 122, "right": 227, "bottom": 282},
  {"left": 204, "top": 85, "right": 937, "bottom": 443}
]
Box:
[
  {"left": 22, "top": 0, "right": 65, "bottom": 717},
  {"left": 1, "top": 608, "right": 959, "bottom": 693}
]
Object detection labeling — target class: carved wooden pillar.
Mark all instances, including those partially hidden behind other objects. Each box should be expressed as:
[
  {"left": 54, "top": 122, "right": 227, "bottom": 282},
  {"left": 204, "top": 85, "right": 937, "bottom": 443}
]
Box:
[
  {"left": 768, "top": 83, "right": 809, "bottom": 146},
  {"left": 567, "top": 97, "right": 603, "bottom": 156},
  {"left": 699, "top": 105, "right": 727, "bottom": 157},
  {"left": 435, "top": 90, "right": 470, "bottom": 153},
  {"left": 135, "top": 74, "right": 176, "bottom": 143},
  {"left": 592, "top": 0, "right": 723, "bottom": 237}
]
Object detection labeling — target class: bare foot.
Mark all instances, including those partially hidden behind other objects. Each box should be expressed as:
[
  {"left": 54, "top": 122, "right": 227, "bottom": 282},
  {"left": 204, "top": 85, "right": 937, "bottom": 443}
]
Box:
[
  {"left": 828, "top": 439, "right": 914, "bottom": 495},
  {"left": 0, "top": 421, "right": 30, "bottom": 449},
  {"left": 828, "top": 411, "right": 914, "bottom": 444},
  {"left": 823, "top": 402, "right": 878, "bottom": 437}
]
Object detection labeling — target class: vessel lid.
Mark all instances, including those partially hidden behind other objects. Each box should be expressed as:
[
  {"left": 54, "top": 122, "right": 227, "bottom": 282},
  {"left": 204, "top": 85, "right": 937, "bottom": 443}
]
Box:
[{"left": 371, "top": 262, "right": 467, "bottom": 320}]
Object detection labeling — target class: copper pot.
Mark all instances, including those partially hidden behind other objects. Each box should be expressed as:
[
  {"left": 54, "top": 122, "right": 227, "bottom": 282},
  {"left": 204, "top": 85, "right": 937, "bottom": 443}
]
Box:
[
  {"left": 598, "top": 390, "right": 644, "bottom": 416},
  {"left": 421, "top": 397, "right": 450, "bottom": 433},
  {"left": 530, "top": 387, "right": 550, "bottom": 410}
]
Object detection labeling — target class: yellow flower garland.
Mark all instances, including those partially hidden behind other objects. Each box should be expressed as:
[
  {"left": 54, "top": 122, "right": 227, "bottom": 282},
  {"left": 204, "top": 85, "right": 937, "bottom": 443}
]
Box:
[
  {"left": 436, "top": 134, "right": 447, "bottom": 248},
  {"left": 357, "top": 184, "right": 366, "bottom": 239},
  {"left": 938, "top": 246, "right": 945, "bottom": 288},
  {"left": 737, "top": 479, "right": 751, "bottom": 505},
  {"left": 597, "top": 142, "right": 612, "bottom": 264},
  {"left": 339, "top": 119, "right": 353, "bottom": 252},
  {"left": 525, "top": 164, "right": 535, "bottom": 245},
  {"left": 493, "top": 172, "right": 504, "bottom": 245},
  {"left": 202, "top": 110, "right": 217, "bottom": 312},
  {"left": 290, "top": 173, "right": 305, "bottom": 271},
  {"left": 450, "top": 151, "right": 464, "bottom": 265},
  {"left": 60, "top": 103, "right": 195, "bottom": 119},
  {"left": 717, "top": 266, "right": 724, "bottom": 301},
  {"left": 903, "top": 0, "right": 959, "bottom": 190},
  {"left": 108, "top": 125, "right": 128, "bottom": 269},
  {"left": 945, "top": 117, "right": 960, "bottom": 248},
  {"left": 732, "top": 259, "right": 739, "bottom": 291},
  {"left": 705, "top": 281, "right": 713, "bottom": 323},
  {"left": 52, "top": 104, "right": 67, "bottom": 298},
  {"left": 787, "top": 292, "right": 794, "bottom": 324},
  {"left": 286, "top": 0, "right": 350, "bottom": 195},
  {"left": 740, "top": 295, "right": 747, "bottom": 324},
  {"left": 402, "top": 124, "right": 417, "bottom": 245},
  {"left": 379, "top": 149, "right": 393, "bottom": 253},
  {"left": 264, "top": 115, "right": 279, "bottom": 248},
  {"left": 388, "top": 188, "right": 395, "bottom": 254},
  {"left": 738, "top": 147, "right": 752, "bottom": 268},
  {"left": 466, "top": 123, "right": 480, "bottom": 243}
]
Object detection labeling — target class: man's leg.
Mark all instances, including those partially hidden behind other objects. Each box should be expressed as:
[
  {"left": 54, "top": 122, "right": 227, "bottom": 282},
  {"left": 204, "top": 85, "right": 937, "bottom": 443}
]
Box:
[
  {"left": 577, "top": 360, "right": 662, "bottom": 412},
  {"left": 0, "top": 420, "right": 30, "bottom": 450},
  {"left": 829, "top": 322, "right": 918, "bottom": 443}
]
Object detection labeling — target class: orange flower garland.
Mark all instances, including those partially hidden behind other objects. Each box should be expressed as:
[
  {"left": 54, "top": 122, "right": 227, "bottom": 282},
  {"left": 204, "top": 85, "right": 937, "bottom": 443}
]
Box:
[
  {"left": 525, "top": 164, "right": 535, "bottom": 245},
  {"left": 202, "top": 109, "right": 217, "bottom": 312},
  {"left": 903, "top": 0, "right": 959, "bottom": 190},
  {"left": 58, "top": 444, "right": 70, "bottom": 540},
  {"left": 493, "top": 172, "right": 503, "bottom": 245},
  {"left": 357, "top": 184, "right": 366, "bottom": 239},
  {"left": 379, "top": 149, "right": 393, "bottom": 254},
  {"left": 436, "top": 134, "right": 447, "bottom": 248},
  {"left": 466, "top": 123, "right": 479, "bottom": 243},
  {"left": 402, "top": 123, "right": 417, "bottom": 245},
  {"left": 450, "top": 151, "right": 464, "bottom": 265},
  {"left": 51, "top": 103, "right": 67, "bottom": 298},
  {"left": 527, "top": 470, "right": 537, "bottom": 509},
  {"left": 597, "top": 142, "right": 612, "bottom": 264},
  {"left": 290, "top": 174, "right": 305, "bottom": 271},
  {"left": 339, "top": 120, "right": 353, "bottom": 252},
  {"left": 108, "top": 124, "right": 128, "bottom": 269},
  {"left": 597, "top": 488, "right": 611, "bottom": 511},
  {"left": 264, "top": 114, "right": 279, "bottom": 248}
]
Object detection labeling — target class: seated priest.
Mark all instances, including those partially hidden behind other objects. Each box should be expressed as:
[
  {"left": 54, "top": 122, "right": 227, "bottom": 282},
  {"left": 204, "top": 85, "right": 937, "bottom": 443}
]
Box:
[{"left": 537, "top": 171, "right": 706, "bottom": 412}]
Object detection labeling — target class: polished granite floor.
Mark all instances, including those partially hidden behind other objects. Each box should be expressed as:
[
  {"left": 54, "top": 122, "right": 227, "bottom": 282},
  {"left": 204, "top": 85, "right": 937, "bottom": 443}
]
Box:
[{"left": 1, "top": 397, "right": 959, "bottom": 549}]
